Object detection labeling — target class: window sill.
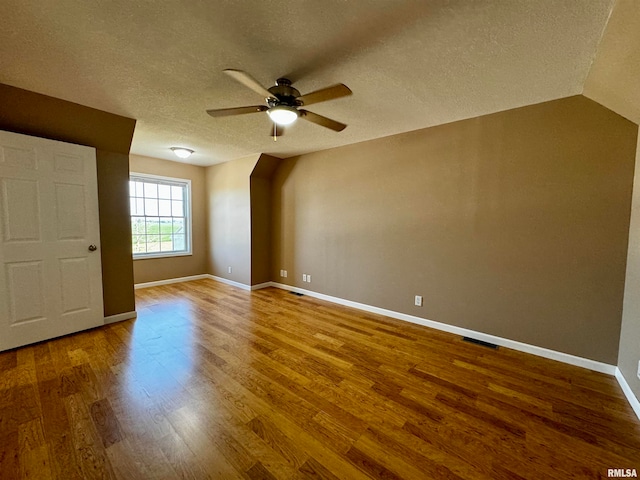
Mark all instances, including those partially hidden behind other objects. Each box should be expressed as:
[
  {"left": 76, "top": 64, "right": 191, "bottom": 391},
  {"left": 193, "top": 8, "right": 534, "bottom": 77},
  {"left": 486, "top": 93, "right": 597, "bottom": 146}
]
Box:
[{"left": 133, "top": 251, "right": 193, "bottom": 260}]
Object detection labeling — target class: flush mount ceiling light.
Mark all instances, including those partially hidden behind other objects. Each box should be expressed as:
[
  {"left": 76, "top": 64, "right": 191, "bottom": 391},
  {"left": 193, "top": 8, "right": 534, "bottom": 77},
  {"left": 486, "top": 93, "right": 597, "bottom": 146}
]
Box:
[
  {"left": 266, "top": 106, "right": 299, "bottom": 126},
  {"left": 171, "top": 147, "right": 194, "bottom": 159}
]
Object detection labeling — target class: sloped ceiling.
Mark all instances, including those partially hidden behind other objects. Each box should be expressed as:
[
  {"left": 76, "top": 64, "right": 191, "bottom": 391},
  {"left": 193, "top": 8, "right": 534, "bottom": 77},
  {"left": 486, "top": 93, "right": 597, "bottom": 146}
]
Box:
[
  {"left": 0, "top": 0, "right": 615, "bottom": 166},
  {"left": 584, "top": 0, "right": 640, "bottom": 125}
]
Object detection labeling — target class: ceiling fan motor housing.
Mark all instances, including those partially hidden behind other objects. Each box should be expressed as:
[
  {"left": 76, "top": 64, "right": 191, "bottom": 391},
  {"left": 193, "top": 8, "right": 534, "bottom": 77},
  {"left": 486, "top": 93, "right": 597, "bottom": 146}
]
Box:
[
  {"left": 267, "top": 78, "right": 302, "bottom": 107},
  {"left": 209, "top": 69, "right": 351, "bottom": 133}
]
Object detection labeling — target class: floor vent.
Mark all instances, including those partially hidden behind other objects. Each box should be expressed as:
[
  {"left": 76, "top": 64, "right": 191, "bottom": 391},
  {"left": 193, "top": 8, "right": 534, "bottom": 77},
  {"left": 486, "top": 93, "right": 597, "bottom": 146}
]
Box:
[
  {"left": 463, "top": 337, "right": 498, "bottom": 349},
  {"left": 289, "top": 291, "right": 304, "bottom": 296}
]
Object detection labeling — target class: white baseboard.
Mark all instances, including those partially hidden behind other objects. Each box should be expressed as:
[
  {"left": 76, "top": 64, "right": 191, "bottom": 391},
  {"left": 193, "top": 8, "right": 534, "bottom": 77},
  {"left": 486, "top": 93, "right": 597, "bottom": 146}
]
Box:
[
  {"left": 615, "top": 368, "right": 640, "bottom": 421},
  {"left": 104, "top": 311, "right": 137, "bottom": 324},
  {"left": 206, "top": 276, "right": 271, "bottom": 291},
  {"left": 135, "top": 274, "right": 270, "bottom": 292},
  {"left": 269, "top": 282, "right": 617, "bottom": 376},
  {"left": 208, "top": 275, "right": 251, "bottom": 291},
  {"left": 135, "top": 274, "right": 210, "bottom": 290}
]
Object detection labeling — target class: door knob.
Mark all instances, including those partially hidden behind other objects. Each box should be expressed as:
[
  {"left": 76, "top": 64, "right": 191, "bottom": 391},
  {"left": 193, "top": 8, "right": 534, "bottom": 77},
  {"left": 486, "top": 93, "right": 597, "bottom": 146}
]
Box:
[{"left": 88, "top": 244, "right": 97, "bottom": 252}]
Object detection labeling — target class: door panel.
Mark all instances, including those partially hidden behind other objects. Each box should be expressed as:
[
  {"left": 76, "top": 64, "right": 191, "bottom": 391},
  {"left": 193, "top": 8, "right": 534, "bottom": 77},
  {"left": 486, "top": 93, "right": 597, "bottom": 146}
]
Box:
[
  {"left": 2, "top": 145, "right": 37, "bottom": 170},
  {"left": 55, "top": 183, "right": 86, "bottom": 240},
  {"left": 59, "top": 257, "right": 90, "bottom": 314},
  {"left": 0, "top": 130, "right": 104, "bottom": 351},
  {"left": 54, "top": 152, "right": 84, "bottom": 174},
  {"left": 2, "top": 178, "right": 41, "bottom": 242},
  {"left": 6, "top": 261, "right": 45, "bottom": 324}
]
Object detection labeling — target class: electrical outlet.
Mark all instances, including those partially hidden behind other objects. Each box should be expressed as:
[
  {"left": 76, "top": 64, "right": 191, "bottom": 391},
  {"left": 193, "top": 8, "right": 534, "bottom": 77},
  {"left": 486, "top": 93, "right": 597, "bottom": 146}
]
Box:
[
  {"left": 283, "top": 270, "right": 287, "bottom": 278},
  {"left": 228, "top": 266, "right": 232, "bottom": 274},
  {"left": 414, "top": 295, "right": 423, "bottom": 307},
  {"left": 280, "top": 269, "right": 284, "bottom": 277},
  {"left": 303, "top": 274, "right": 307, "bottom": 282},
  {"left": 307, "top": 275, "right": 311, "bottom": 283}
]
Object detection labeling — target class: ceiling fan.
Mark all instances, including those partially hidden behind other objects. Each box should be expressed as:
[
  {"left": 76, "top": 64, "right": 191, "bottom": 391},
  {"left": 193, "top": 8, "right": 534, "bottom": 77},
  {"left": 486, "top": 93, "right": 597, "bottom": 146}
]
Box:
[{"left": 206, "top": 69, "right": 352, "bottom": 137}]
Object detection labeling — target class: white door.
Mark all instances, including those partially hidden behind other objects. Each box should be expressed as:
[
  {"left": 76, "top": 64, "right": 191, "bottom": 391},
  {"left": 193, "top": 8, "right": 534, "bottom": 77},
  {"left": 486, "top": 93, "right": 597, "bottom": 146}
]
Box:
[{"left": 0, "top": 130, "right": 104, "bottom": 351}]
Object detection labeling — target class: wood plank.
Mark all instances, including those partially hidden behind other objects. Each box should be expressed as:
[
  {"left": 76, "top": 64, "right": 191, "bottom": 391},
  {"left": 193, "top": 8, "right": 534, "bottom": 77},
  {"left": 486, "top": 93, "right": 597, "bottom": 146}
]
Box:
[
  {"left": 18, "top": 444, "right": 54, "bottom": 480},
  {"left": 247, "top": 416, "right": 308, "bottom": 469},
  {"left": 89, "top": 399, "right": 123, "bottom": 448},
  {"left": 246, "top": 461, "right": 278, "bottom": 480},
  {"left": 0, "top": 430, "right": 19, "bottom": 480},
  {"left": 0, "top": 350, "right": 18, "bottom": 371},
  {"left": 157, "top": 429, "right": 212, "bottom": 480},
  {"left": 345, "top": 446, "right": 404, "bottom": 480},
  {"left": 37, "top": 379, "right": 82, "bottom": 480},
  {"left": 63, "top": 393, "right": 116, "bottom": 480},
  {"left": 166, "top": 406, "right": 244, "bottom": 480},
  {"left": 298, "top": 457, "right": 341, "bottom": 480}
]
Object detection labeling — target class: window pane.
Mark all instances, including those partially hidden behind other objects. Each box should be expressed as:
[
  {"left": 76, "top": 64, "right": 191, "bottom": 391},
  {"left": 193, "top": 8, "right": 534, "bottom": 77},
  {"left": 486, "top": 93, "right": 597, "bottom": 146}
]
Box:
[
  {"left": 160, "top": 237, "right": 174, "bottom": 252},
  {"left": 158, "top": 184, "right": 171, "bottom": 199},
  {"left": 173, "top": 218, "right": 185, "bottom": 234},
  {"left": 171, "top": 185, "right": 183, "bottom": 201},
  {"left": 159, "top": 218, "right": 173, "bottom": 240},
  {"left": 158, "top": 199, "right": 171, "bottom": 216},
  {"left": 135, "top": 181, "right": 144, "bottom": 197},
  {"left": 131, "top": 198, "right": 144, "bottom": 216},
  {"left": 173, "top": 234, "right": 185, "bottom": 251},
  {"left": 129, "top": 181, "right": 136, "bottom": 196},
  {"left": 145, "top": 217, "right": 159, "bottom": 234},
  {"left": 144, "top": 182, "right": 158, "bottom": 198},
  {"left": 145, "top": 198, "right": 158, "bottom": 216},
  {"left": 132, "top": 243, "right": 147, "bottom": 254},
  {"left": 172, "top": 200, "right": 183, "bottom": 217},
  {"left": 131, "top": 217, "right": 145, "bottom": 234},
  {"left": 132, "top": 235, "right": 145, "bottom": 253},
  {"left": 146, "top": 235, "right": 161, "bottom": 252}
]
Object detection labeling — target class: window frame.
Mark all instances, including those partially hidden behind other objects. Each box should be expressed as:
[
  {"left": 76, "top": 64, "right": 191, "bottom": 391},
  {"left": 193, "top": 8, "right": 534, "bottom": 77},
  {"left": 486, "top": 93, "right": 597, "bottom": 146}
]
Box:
[{"left": 129, "top": 172, "right": 193, "bottom": 260}]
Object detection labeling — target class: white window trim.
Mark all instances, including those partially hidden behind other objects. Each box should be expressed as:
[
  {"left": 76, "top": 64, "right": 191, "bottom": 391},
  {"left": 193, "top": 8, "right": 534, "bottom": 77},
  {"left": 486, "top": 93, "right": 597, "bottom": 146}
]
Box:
[{"left": 130, "top": 172, "right": 193, "bottom": 260}]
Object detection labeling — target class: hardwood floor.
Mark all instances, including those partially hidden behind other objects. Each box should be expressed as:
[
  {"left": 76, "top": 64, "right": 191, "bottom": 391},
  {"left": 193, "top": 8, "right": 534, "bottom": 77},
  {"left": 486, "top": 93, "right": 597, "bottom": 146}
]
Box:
[{"left": 1, "top": 278, "right": 639, "bottom": 479}]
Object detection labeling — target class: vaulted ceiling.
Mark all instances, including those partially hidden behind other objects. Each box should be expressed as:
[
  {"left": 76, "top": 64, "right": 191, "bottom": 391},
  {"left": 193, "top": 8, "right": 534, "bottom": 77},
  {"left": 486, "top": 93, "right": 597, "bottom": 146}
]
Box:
[{"left": 0, "top": 0, "right": 621, "bottom": 166}]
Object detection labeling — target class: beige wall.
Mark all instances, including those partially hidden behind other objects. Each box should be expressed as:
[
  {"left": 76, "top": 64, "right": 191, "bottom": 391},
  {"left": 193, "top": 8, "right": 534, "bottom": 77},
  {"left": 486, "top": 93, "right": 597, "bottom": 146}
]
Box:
[
  {"left": 0, "top": 83, "right": 136, "bottom": 317},
  {"left": 584, "top": 0, "right": 640, "bottom": 401},
  {"left": 619, "top": 134, "right": 640, "bottom": 400},
  {"left": 96, "top": 151, "right": 137, "bottom": 316},
  {"left": 206, "top": 154, "right": 260, "bottom": 285},
  {"left": 250, "top": 176, "right": 272, "bottom": 285},
  {"left": 583, "top": 0, "right": 640, "bottom": 125},
  {"left": 272, "top": 95, "right": 637, "bottom": 364},
  {"left": 130, "top": 154, "right": 208, "bottom": 284},
  {"left": 251, "top": 154, "right": 281, "bottom": 285}
]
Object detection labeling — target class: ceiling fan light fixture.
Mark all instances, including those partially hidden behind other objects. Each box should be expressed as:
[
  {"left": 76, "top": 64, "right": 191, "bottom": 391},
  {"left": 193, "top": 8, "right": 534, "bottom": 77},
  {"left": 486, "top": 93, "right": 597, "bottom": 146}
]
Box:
[
  {"left": 171, "top": 147, "right": 194, "bottom": 159},
  {"left": 267, "top": 106, "right": 298, "bottom": 126}
]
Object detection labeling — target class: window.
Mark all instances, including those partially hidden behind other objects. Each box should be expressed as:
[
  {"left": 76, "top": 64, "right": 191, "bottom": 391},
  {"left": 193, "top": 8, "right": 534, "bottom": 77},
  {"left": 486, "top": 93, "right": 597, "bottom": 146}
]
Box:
[{"left": 129, "top": 173, "right": 191, "bottom": 258}]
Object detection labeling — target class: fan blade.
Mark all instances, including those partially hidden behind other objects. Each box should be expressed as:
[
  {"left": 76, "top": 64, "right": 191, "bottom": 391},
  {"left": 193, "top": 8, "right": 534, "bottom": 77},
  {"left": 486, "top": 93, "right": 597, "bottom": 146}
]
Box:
[
  {"left": 299, "top": 110, "right": 347, "bottom": 132},
  {"left": 297, "top": 84, "right": 352, "bottom": 106},
  {"left": 224, "top": 69, "right": 276, "bottom": 100},
  {"left": 206, "top": 105, "right": 268, "bottom": 117}
]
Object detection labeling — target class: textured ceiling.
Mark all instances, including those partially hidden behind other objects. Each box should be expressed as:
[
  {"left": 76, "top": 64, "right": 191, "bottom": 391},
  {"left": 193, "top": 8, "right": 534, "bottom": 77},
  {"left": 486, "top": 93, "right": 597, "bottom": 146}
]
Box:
[
  {"left": 0, "top": 0, "right": 615, "bottom": 166},
  {"left": 584, "top": 0, "right": 640, "bottom": 125}
]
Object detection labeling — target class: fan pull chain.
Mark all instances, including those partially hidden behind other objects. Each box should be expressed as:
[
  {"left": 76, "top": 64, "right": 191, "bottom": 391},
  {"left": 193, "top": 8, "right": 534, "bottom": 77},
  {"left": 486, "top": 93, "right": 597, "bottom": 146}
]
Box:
[{"left": 273, "top": 123, "right": 277, "bottom": 142}]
